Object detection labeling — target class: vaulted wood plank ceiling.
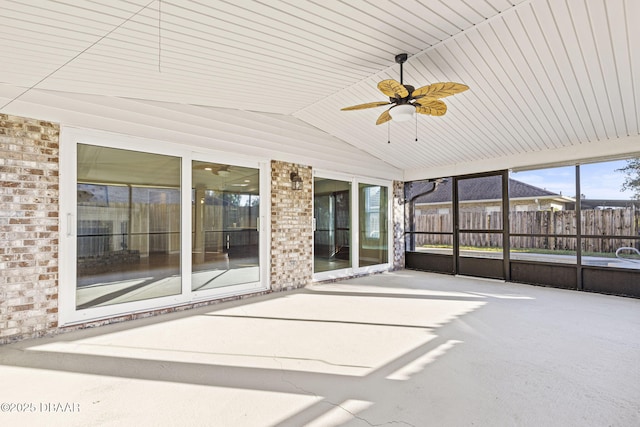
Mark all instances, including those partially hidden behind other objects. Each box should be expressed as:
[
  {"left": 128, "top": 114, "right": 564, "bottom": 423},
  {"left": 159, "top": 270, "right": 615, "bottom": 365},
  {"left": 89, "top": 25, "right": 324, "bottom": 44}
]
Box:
[{"left": 0, "top": 0, "right": 638, "bottom": 179}]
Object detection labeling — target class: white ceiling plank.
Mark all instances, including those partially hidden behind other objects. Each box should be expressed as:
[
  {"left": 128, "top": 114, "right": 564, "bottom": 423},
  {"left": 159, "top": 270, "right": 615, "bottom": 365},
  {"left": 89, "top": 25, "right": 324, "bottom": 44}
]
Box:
[
  {"left": 516, "top": 2, "right": 598, "bottom": 143},
  {"left": 487, "top": 0, "right": 521, "bottom": 13},
  {"left": 491, "top": 14, "right": 571, "bottom": 148},
  {"left": 442, "top": 35, "right": 537, "bottom": 153},
  {"left": 405, "top": 0, "right": 470, "bottom": 35},
  {"left": 559, "top": 0, "right": 618, "bottom": 140},
  {"left": 472, "top": 22, "right": 553, "bottom": 151},
  {"left": 598, "top": 0, "right": 637, "bottom": 136},
  {"left": 505, "top": 5, "right": 587, "bottom": 146},
  {"left": 161, "top": 1, "right": 391, "bottom": 73},
  {"left": 208, "top": 0, "right": 407, "bottom": 61},
  {"left": 0, "top": 0, "right": 637, "bottom": 178}
]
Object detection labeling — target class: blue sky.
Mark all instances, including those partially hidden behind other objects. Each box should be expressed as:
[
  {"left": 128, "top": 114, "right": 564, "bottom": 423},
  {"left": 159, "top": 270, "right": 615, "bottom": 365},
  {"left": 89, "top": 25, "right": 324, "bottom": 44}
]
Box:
[{"left": 511, "top": 159, "right": 634, "bottom": 200}]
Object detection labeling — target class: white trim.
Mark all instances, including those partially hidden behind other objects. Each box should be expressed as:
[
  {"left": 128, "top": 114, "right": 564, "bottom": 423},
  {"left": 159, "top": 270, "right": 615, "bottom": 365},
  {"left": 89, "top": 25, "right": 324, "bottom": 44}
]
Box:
[
  {"left": 260, "top": 161, "right": 272, "bottom": 291},
  {"left": 351, "top": 179, "right": 360, "bottom": 270},
  {"left": 180, "top": 154, "right": 192, "bottom": 299},
  {"left": 353, "top": 179, "right": 393, "bottom": 275}
]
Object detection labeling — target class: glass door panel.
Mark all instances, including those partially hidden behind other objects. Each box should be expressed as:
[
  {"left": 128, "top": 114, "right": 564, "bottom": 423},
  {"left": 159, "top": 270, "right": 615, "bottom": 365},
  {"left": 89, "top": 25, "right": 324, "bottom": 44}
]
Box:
[
  {"left": 359, "top": 183, "right": 388, "bottom": 266},
  {"left": 192, "top": 161, "right": 259, "bottom": 290},
  {"left": 76, "top": 144, "right": 181, "bottom": 309},
  {"left": 314, "top": 178, "right": 351, "bottom": 273}
]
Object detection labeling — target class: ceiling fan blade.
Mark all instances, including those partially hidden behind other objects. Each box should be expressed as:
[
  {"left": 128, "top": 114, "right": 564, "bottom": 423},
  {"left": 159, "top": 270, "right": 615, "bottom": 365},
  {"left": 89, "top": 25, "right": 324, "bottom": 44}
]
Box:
[
  {"left": 415, "top": 100, "right": 447, "bottom": 116},
  {"left": 341, "top": 101, "right": 391, "bottom": 111},
  {"left": 377, "top": 79, "right": 409, "bottom": 99},
  {"left": 376, "top": 109, "right": 392, "bottom": 125},
  {"left": 412, "top": 82, "right": 469, "bottom": 99}
]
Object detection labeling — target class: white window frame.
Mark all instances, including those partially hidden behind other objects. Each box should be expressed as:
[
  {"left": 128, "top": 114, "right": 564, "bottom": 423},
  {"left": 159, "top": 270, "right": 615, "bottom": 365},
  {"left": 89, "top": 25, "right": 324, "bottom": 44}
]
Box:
[
  {"left": 59, "top": 127, "right": 270, "bottom": 326},
  {"left": 312, "top": 170, "right": 392, "bottom": 282}
]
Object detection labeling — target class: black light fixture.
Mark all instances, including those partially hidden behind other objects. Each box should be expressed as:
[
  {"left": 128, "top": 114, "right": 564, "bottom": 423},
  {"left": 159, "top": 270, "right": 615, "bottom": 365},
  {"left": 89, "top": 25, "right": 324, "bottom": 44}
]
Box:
[{"left": 290, "top": 170, "right": 303, "bottom": 190}]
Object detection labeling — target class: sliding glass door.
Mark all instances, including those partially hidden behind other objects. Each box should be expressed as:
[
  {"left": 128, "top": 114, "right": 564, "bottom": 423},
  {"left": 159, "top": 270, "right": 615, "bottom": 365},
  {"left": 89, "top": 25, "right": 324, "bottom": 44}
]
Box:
[
  {"left": 313, "top": 176, "right": 391, "bottom": 277},
  {"left": 64, "top": 134, "right": 267, "bottom": 324}
]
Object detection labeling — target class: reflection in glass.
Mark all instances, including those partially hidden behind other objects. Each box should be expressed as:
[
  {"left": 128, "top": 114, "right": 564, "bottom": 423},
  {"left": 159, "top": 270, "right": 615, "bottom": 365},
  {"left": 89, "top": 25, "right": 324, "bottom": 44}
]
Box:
[
  {"left": 192, "top": 161, "right": 259, "bottom": 290},
  {"left": 76, "top": 145, "right": 181, "bottom": 309},
  {"left": 359, "top": 183, "right": 388, "bottom": 266},
  {"left": 314, "top": 178, "right": 351, "bottom": 273}
]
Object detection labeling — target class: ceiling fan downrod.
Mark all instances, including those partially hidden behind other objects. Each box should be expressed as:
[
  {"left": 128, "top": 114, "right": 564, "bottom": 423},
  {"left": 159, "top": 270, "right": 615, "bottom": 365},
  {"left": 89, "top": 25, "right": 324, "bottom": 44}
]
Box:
[{"left": 395, "top": 53, "right": 408, "bottom": 84}]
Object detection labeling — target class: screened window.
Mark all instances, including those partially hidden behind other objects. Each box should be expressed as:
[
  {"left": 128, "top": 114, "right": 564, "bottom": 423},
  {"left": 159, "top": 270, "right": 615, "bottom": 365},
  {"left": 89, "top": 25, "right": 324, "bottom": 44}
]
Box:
[{"left": 580, "top": 159, "right": 640, "bottom": 268}]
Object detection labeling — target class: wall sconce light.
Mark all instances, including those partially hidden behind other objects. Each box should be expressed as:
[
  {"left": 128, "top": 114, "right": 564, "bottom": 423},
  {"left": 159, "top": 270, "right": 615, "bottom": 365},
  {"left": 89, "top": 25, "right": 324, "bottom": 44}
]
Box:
[{"left": 290, "top": 171, "right": 303, "bottom": 191}]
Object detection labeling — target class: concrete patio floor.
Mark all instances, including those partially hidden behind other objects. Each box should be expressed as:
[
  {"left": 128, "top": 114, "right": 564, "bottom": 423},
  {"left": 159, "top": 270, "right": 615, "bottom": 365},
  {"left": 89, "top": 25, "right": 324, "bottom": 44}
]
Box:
[{"left": 1, "top": 270, "right": 639, "bottom": 426}]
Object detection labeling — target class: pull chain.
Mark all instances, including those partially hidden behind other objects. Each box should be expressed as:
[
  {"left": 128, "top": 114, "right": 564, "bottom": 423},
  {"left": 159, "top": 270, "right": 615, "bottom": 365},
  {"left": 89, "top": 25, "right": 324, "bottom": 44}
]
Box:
[{"left": 388, "top": 121, "right": 391, "bottom": 143}]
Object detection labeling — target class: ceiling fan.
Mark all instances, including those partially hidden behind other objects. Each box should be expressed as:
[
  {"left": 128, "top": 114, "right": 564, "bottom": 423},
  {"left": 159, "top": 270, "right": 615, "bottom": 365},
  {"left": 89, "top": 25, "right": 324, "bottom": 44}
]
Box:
[
  {"left": 193, "top": 163, "right": 231, "bottom": 176},
  {"left": 341, "top": 53, "right": 468, "bottom": 125}
]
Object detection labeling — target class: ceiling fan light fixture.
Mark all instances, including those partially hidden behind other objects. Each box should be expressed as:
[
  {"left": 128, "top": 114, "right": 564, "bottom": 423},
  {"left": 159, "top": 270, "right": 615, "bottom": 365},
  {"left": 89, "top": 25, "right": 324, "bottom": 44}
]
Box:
[{"left": 389, "top": 104, "right": 415, "bottom": 122}]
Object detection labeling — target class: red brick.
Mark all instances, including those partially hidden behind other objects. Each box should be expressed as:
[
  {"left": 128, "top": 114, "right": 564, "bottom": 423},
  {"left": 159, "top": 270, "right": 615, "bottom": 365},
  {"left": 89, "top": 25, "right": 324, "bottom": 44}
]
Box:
[{"left": 9, "top": 304, "right": 35, "bottom": 312}]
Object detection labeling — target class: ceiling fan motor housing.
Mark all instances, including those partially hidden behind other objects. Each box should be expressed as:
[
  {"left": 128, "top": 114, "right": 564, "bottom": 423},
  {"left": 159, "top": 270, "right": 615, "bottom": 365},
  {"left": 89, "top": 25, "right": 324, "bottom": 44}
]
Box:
[
  {"left": 395, "top": 85, "right": 415, "bottom": 104},
  {"left": 395, "top": 53, "right": 408, "bottom": 64}
]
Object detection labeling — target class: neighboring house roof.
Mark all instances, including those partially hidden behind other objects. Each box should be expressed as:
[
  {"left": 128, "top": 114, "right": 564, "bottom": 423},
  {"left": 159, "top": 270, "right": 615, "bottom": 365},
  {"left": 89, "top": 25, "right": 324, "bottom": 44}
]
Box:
[
  {"left": 577, "top": 199, "right": 640, "bottom": 209},
  {"left": 410, "top": 176, "right": 567, "bottom": 204}
]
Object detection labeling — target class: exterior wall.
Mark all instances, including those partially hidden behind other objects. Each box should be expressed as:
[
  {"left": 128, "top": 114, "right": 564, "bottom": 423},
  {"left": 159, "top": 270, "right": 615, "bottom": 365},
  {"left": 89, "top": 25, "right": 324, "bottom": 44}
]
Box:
[
  {"left": 0, "top": 114, "right": 59, "bottom": 344},
  {"left": 270, "top": 160, "right": 313, "bottom": 291},
  {"left": 0, "top": 115, "right": 397, "bottom": 344}
]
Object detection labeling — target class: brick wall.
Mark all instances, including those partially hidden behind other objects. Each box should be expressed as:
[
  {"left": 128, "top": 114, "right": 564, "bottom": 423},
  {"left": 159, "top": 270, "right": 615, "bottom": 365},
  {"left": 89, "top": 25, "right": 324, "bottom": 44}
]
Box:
[
  {"left": 270, "top": 160, "right": 313, "bottom": 291},
  {"left": 0, "top": 114, "right": 59, "bottom": 344},
  {"left": 392, "top": 180, "right": 405, "bottom": 270}
]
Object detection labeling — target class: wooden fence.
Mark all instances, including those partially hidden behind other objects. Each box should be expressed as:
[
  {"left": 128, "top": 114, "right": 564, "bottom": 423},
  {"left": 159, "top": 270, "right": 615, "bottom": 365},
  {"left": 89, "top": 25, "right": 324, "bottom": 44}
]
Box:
[{"left": 414, "top": 208, "right": 640, "bottom": 252}]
